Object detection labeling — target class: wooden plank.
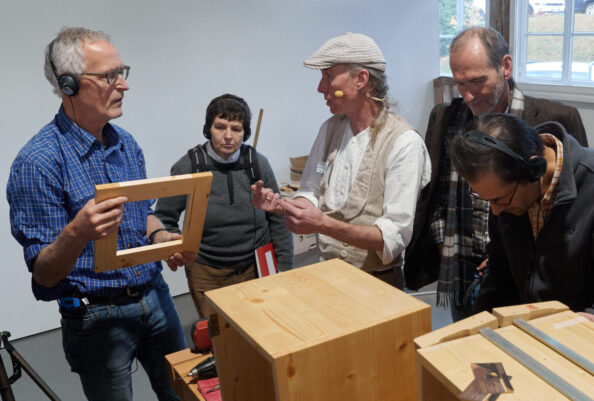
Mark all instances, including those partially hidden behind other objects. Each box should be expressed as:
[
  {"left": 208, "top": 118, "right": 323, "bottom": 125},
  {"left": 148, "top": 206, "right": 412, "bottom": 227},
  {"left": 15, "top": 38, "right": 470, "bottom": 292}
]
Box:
[
  {"left": 521, "top": 311, "right": 594, "bottom": 372},
  {"left": 417, "top": 320, "right": 594, "bottom": 399},
  {"left": 492, "top": 301, "right": 569, "bottom": 327},
  {"left": 206, "top": 259, "right": 431, "bottom": 400},
  {"left": 417, "top": 363, "right": 461, "bottom": 401},
  {"left": 93, "top": 173, "right": 212, "bottom": 272},
  {"left": 94, "top": 174, "right": 209, "bottom": 202},
  {"left": 207, "top": 259, "right": 430, "bottom": 357},
  {"left": 179, "top": 175, "right": 211, "bottom": 251},
  {"left": 211, "top": 312, "right": 277, "bottom": 401},
  {"left": 481, "top": 327, "right": 592, "bottom": 401},
  {"left": 165, "top": 348, "right": 211, "bottom": 401},
  {"left": 414, "top": 311, "right": 498, "bottom": 349}
]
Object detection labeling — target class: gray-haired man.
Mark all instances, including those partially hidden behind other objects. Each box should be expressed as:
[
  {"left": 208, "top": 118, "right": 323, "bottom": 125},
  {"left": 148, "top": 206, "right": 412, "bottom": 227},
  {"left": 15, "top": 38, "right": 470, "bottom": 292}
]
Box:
[
  {"left": 405, "top": 27, "right": 589, "bottom": 321},
  {"left": 253, "top": 32, "right": 431, "bottom": 288},
  {"left": 7, "top": 27, "right": 192, "bottom": 401}
]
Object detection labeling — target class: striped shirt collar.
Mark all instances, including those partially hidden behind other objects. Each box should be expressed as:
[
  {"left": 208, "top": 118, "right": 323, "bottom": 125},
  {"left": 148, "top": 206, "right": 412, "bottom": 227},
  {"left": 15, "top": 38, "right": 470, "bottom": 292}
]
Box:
[{"left": 528, "top": 133, "right": 563, "bottom": 238}]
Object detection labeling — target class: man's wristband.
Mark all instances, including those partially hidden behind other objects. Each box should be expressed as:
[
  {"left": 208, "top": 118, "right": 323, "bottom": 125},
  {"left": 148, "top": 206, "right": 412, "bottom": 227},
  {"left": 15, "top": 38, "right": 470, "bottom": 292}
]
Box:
[{"left": 147, "top": 228, "right": 168, "bottom": 244}]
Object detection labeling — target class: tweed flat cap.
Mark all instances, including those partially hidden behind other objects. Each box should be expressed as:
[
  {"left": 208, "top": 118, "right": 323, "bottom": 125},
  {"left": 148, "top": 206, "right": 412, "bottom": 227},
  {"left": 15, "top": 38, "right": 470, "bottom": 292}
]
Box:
[{"left": 304, "top": 32, "right": 386, "bottom": 71}]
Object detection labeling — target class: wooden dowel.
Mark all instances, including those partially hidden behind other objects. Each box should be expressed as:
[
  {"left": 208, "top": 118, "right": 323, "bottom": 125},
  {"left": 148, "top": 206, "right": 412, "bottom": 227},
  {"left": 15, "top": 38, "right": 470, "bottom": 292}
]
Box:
[{"left": 252, "top": 108, "right": 263, "bottom": 149}]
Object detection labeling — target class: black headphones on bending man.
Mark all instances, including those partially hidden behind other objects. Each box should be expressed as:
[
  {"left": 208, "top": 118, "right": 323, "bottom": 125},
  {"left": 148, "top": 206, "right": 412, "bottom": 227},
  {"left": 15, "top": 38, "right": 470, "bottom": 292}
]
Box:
[{"left": 464, "top": 129, "right": 547, "bottom": 182}]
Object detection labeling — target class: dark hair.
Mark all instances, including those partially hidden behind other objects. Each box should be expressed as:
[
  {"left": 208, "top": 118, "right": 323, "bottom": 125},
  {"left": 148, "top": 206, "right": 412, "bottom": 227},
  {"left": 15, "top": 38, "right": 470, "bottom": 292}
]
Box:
[
  {"left": 449, "top": 114, "right": 544, "bottom": 183},
  {"left": 203, "top": 94, "right": 251, "bottom": 140},
  {"left": 450, "top": 27, "right": 509, "bottom": 70}
]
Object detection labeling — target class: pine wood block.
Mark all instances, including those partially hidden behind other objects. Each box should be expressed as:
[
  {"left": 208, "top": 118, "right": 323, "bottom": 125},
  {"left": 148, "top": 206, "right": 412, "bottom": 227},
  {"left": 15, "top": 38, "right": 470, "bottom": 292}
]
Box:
[
  {"left": 205, "top": 259, "right": 431, "bottom": 401},
  {"left": 417, "top": 310, "right": 594, "bottom": 400},
  {"left": 94, "top": 172, "right": 212, "bottom": 272},
  {"left": 492, "top": 301, "right": 569, "bottom": 327},
  {"left": 414, "top": 311, "right": 498, "bottom": 349},
  {"left": 521, "top": 310, "right": 594, "bottom": 373},
  {"left": 165, "top": 348, "right": 211, "bottom": 401}
]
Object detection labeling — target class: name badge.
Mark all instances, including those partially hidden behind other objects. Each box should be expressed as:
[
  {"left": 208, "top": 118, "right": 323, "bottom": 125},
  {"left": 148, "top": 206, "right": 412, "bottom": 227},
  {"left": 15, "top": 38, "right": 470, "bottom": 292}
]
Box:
[{"left": 316, "top": 161, "right": 328, "bottom": 175}]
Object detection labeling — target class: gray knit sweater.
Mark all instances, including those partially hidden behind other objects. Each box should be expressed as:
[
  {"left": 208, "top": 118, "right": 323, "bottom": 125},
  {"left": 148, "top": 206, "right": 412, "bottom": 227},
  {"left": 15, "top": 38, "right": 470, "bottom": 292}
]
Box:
[{"left": 154, "top": 144, "right": 293, "bottom": 271}]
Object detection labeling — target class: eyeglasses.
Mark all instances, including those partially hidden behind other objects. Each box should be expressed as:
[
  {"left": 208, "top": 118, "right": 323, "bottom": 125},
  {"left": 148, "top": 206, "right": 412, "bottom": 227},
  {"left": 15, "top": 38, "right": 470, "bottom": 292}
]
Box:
[
  {"left": 469, "top": 180, "right": 520, "bottom": 206},
  {"left": 81, "top": 65, "right": 130, "bottom": 84}
]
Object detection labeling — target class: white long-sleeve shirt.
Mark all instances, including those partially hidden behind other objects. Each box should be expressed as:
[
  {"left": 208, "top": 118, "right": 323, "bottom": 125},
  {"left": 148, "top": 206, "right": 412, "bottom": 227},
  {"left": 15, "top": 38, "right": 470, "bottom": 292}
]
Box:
[{"left": 295, "top": 120, "right": 431, "bottom": 264}]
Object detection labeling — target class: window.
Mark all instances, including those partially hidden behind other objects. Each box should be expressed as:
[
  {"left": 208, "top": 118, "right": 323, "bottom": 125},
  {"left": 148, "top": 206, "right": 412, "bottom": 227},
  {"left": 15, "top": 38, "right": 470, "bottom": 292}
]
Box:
[
  {"left": 439, "top": 0, "right": 489, "bottom": 75},
  {"left": 514, "top": 0, "right": 594, "bottom": 86}
]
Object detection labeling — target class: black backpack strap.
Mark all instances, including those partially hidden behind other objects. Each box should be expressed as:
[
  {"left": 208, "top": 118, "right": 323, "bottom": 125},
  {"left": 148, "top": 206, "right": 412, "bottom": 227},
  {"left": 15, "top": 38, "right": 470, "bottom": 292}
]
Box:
[
  {"left": 240, "top": 144, "right": 260, "bottom": 184},
  {"left": 187, "top": 143, "right": 210, "bottom": 173}
]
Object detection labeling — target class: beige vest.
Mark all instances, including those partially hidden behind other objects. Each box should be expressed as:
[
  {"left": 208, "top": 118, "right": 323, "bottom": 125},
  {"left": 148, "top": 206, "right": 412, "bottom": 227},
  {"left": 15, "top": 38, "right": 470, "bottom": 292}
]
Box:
[{"left": 318, "top": 113, "right": 414, "bottom": 272}]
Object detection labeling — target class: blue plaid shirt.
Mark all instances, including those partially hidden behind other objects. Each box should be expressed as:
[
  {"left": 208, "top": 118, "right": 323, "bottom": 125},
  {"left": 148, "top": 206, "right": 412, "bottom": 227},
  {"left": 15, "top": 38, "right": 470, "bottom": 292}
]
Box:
[{"left": 7, "top": 107, "right": 161, "bottom": 301}]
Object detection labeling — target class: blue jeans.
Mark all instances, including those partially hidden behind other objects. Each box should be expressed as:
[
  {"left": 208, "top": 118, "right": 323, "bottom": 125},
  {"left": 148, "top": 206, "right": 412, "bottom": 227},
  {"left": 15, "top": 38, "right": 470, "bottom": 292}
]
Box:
[{"left": 61, "top": 273, "right": 186, "bottom": 401}]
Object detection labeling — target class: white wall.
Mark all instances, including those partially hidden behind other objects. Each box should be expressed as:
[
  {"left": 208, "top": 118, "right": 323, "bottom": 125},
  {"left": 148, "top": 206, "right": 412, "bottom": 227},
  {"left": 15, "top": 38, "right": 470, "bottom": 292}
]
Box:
[{"left": 0, "top": 0, "right": 438, "bottom": 339}]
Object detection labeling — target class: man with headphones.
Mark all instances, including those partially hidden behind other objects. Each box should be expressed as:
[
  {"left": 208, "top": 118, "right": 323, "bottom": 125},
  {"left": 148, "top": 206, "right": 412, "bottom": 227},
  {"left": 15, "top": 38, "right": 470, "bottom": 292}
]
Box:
[
  {"left": 7, "top": 27, "right": 193, "bottom": 401},
  {"left": 153, "top": 94, "right": 293, "bottom": 317},
  {"left": 405, "top": 27, "right": 589, "bottom": 321},
  {"left": 449, "top": 113, "right": 594, "bottom": 320}
]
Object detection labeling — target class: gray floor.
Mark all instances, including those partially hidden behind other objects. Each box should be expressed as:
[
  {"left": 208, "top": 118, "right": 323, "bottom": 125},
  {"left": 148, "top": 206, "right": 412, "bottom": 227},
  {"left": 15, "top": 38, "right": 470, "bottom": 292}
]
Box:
[{"left": 0, "top": 251, "right": 451, "bottom": 401}]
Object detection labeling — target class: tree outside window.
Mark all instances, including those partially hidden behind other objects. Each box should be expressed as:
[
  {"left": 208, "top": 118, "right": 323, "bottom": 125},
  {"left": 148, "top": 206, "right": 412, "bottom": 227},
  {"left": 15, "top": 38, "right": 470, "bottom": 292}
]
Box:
[{"left": 439, "top": 0, "right": 488, "bottom": 75}]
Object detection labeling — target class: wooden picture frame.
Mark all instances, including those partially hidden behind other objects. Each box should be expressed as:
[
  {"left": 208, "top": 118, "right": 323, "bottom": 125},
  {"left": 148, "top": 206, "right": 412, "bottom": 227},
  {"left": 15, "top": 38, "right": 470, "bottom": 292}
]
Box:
[{"left": 94, "top": 172, "right": 212, "bottom": 273}]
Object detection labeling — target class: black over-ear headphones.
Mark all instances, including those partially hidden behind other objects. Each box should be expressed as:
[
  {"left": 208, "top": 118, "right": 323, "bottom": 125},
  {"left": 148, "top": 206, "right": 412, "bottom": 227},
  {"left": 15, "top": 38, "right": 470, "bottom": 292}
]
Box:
[
  {"left": 464, "top": 129, "right": 547, "bottom": 182},
  {"left": 48, "top": 39, "right": 79, "bottom": 96},
  {"left": 202, "top": 94, "right": 251, "bottom": 141}
]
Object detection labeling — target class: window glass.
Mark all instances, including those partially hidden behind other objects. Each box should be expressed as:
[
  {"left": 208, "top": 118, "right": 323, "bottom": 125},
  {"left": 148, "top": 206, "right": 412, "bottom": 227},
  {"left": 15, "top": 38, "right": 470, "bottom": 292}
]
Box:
[
  {"left": 517, "top": 0, "right": 594, "bottom": 85},
  {"left": 526, "top": 36, "right": 564, "bottom": 79},
  {"left": 439, "top": 0, "right": 488, "bottom": 75}
]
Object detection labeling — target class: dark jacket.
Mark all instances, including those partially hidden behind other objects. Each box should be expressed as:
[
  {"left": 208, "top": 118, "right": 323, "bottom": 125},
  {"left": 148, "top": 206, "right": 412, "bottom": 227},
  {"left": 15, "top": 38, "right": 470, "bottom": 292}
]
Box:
[
  {"left": 404, "top": 95, "right": 589, "bottom": 290},
  {"left": 154, "top": 144, "right": 293, "bottom": 271},
  {"left": 477, "top": 122, "right": 594, "bottom": 314}
]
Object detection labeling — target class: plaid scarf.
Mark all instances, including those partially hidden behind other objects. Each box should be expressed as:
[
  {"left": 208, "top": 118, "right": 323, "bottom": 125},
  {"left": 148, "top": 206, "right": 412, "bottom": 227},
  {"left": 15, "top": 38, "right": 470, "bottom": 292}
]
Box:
[{"left": 436, "top": 82, "right": 526, "bottom": 308}]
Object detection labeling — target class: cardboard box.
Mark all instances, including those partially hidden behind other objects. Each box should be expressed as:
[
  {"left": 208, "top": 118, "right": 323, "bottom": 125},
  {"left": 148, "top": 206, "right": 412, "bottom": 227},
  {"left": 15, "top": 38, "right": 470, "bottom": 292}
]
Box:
[
  {"left": 205, "top": 259, "right": 431, "bottom": 401},
  {"left": 416, "top": 308, "right": 594, "bottom": 400}
]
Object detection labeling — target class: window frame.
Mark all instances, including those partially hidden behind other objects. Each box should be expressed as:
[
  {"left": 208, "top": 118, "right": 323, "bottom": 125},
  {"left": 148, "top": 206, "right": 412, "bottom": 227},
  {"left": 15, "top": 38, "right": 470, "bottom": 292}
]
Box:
[
  {"left": 512, "top": 0, "right": 594, "bottom": 97},
  {"left": 439, "top": 0, "right": 491, "bottom": 76}
]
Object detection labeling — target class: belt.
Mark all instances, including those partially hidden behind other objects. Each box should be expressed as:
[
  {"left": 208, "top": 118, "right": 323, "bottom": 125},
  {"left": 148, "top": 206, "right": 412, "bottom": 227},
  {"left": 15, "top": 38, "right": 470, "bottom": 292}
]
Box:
[{"left": 58, "top": 282, "right": 152, "bottom": 311}]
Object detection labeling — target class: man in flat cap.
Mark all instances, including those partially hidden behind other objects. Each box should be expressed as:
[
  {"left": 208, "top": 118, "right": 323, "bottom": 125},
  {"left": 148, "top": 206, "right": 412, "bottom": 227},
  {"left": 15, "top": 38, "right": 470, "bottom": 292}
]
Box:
[{"left": 253, "top": 32, "right": 430, "bottom": 287}]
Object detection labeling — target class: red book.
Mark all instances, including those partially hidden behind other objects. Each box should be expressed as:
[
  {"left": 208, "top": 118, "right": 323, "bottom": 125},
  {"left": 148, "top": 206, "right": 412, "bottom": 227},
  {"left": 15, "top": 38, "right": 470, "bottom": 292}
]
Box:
[{"left": 255, "top": 242, "right": 278, "bottom": 277}]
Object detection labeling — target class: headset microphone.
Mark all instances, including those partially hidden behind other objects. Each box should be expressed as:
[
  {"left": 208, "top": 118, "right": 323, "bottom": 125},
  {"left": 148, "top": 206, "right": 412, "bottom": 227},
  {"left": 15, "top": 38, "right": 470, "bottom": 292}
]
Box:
[{"left": 334, "top": 90, "right": 344, "bottom": 98}]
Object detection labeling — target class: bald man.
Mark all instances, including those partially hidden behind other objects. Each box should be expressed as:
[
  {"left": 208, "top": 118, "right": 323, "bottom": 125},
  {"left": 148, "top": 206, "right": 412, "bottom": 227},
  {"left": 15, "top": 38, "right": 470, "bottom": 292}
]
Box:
[{"left": 405, "top": 27, "right": 588, "bottom": 321}]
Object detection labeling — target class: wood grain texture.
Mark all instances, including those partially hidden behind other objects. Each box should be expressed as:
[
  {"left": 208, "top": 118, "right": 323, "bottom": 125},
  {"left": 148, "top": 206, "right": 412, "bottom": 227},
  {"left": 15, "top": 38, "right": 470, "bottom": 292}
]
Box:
[
  {"left": 206, "top": 259, "right": 431, "bottom": 401},
  {"left": 521, "top": 310, "right": 594, "bottom": 373},
  {"left": 492, "top": 301, "right": 569, "bottom": 327},
  {"left": 165, "top": 348, "right": 210, "bottom": 401},
  {"left": 417, "top": 310, "right": 594, "bottom": 400},
  {"left": 94, "top": 172, "right": 212, "bottom": 272},
  {"left": 414, "top": 311, "right": 498, "bottom": 349}
]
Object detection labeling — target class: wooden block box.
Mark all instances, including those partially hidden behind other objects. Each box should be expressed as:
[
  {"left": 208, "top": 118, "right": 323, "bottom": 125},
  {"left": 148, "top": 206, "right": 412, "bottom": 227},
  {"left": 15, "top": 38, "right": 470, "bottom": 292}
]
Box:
[
  {"left": 165, "top": 348, "right": 211, "bottom": 401},
  {"left": 205, "top": 259, "right": 431, "bottom": 401},
  {"left": 416, "top": 309, "right": 594, "bottom": 400}
]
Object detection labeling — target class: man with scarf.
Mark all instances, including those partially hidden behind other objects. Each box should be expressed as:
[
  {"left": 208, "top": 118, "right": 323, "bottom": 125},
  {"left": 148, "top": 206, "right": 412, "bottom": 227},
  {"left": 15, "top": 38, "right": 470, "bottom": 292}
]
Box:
[{"left": 405, "top": 27, "right": 589, "bottom": 321}]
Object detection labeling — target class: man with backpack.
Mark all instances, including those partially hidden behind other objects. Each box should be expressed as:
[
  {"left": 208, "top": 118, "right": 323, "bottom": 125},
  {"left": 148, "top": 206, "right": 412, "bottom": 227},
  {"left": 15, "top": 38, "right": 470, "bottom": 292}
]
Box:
[{"left": 154, "top": 94, "right": 293, "bottom": 317}]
